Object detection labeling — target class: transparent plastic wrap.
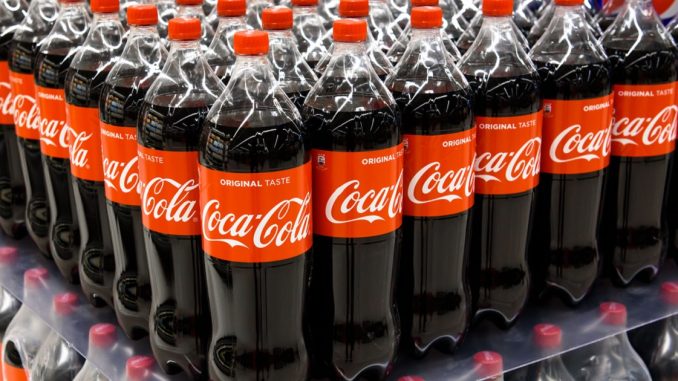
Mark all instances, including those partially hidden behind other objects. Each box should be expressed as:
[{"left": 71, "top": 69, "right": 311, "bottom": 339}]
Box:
[
  {"left": 176, "top": 0, "right": 215, "bottom": 47},
  {"left": 455, "top": 11, "right": 530, "bottom": 55},
  {"left": 205, "top": 0, "right": 249, "bottom": 84},
  {"left": 368, "top": 0, "right": 402, "bottom": 53},
  {"left": 98, "top": 4, "right": 167, "bottom": 341},
  {"left": 199, "top": 29, "right": 310, "bottom": 381},
  {"left": 291, "top": 0, "right": 329, "bottom": 69},
  {"left": 385, "top": 5, "right": 473, "bottom": 357}
]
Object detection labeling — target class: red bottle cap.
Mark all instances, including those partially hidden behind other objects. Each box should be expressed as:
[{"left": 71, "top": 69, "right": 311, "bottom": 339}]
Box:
[
  {"left": 262, "top": 6, "right": 293, "bottom": 30},
  {"left": 234, "top": 30, "right": 269, "bottom": 55},
  {"left": 292, "top": 0, "right": 318, "bottom": 5},
  {"left": 60, "top": 0, "right": 83, "bottom": 4},
  {"left": 661, "top": 281, "right": 678, "bottom": 305},
  {"left": 53, "top": 292, "right": 79, "bottom": 316},
  {"left": 533, "top": 323, "right": 562, "bottom": 349},
  {"left": 126, "top": 355, "right": 156, "bottom": 381},
  {"left": 127, "top": 5, "right": 158, "bottom": 26},
  {"left": 483, "top": 0, "right": 513, "bottom": 16},
  {"left": 338, "top": 0, "right": 369, "bottom": 17},
  {"left": 411, "top": 0, "right": 438, "bottom": 6},
  {"left": 333, "top": 19, "right": 368, "bottom": 42},
  {"left": 554, "top": 0, "right": 583, "bottom": 5},
  {"left": 168, "top": 18, "right": 202, "bottom": 41},
  {"left": 411, "top": 6, "right": 442, "bottom": 28},
  {"left": 89, "top": 323, "right": 117, "bottom": 348},
  {"left": 217, "top": 0, "right": 246, "bottom": 16},
  {"left": 473, "top": 351, "right": 504, "bottom": 378},
  {"left": 398, "top": 377, "right": 425, "bottom": 381},
  {"left": 91, "top": 0, "right": 119, "bottom": 13},
  {"left": 24, "top": 267, "right": 49, "bottom": 289},
  {"left": 0, "top": 246, "right": 17, "bottom": 264},
  {"left": 176, "top": 0, "right": 203, "bottom": 5},
  {"left": 599, "top": 302, "right": 627, "bottom": 326}
]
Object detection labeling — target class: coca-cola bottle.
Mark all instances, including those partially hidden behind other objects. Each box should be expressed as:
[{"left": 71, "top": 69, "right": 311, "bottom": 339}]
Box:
[
  {"left": 505, "top": 324, "right": 576, "bottom": 380},
  {"left": 156, "top": 0, "right": 176, "bottom": 42},
  {"left": 246, "top": 0, "right": 272, "bottom": 29},
  {"left": 528, "top": 0, "right": 611, "bottom": 304},
  {"left": 455, "top": 0, "right": 480, "bottom": 21},
  {"left": 386, "top": 6, "right": 473, "bottom": 356},
  {"left": 600, "top": 0, "right": 677, "bottom": 286},
  {"left": 318, "top": 0, "right": 339, "bottom": 29},
  {"left": 64, "top": 0, "right": 125, "bottom": 307},
  {"left": 667, "top": 16, "right": 678, "bottom": 42},
  {"left": 368, "top": 0, "right": 402, "bottom": 53},
  {"left": 526, "top": 0, "right": 602, "bottom": 45},
  {"left": 594, "top": 0, "right": 625, "bottom": 31},
  {"left": 0, "top": 0, "right": 27, "bottom": 240},
  {"left": 9, "top": 0, "right": 59, "bottom": 256},
  {"left": 304, "top": 18, "right": 402, "bottom": 380},
  {"left": 176, "top": 0, "right": 215, "bottom": 47},
  {"left": 456, "top": 10, "right": 530, "bottom": 55},
  {"left": 458, "top": 0, "right": 542, "bottom": 328},
  {"left": 291, "top": 0, "right": 329, "bottom": 69},
  {"left": 205, "top": 0, "right": 248, "bottom": 84},
  {"left": 99, "top": 3, "right": 167, "bottom": 339},
  {"left": 262, "top": 6, "right": 317, "bottom": 110},
  {"left": 137, "top": 17, "right": 223, "bottom": 379},
  {"left": 34, "top": 0, "right": 90, "bottom": 283},
  {"left": 200, "top": 29, "right": 311, "bottom": 381},
  {"left": 513, "top": 0, "right": 536, "bottom": 36},
  {"left": 0, "top": 286, "right": 21, "bottom": 375}
]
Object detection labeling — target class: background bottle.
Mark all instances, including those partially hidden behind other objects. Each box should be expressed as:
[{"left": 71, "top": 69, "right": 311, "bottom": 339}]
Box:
[
  {"left": 72, "top": 323, "right": 118, "bottom": 381},
  {"left": 458, "top": 0, "right": 541, "bottom": 328},
  {"left": 473, "top": 351, "right": 504, "bottom": 381},
  {"left": 291, "top": 0, "right": 330, "bottom": 69},
  {"left": 386, "top": 6, "right": 473, "bottom": 357},
  {"left": 99, "top": 4, "right": 166, "bottom": 339},
  {"left": 9, "top": 0, "right": 59, "bottom": 257},
  {"left": 126, "top": 355, "right": 157, "bottom": 381},
  {"left": 0, "top": 287, "right": 20, "bottom": 380},
  {"left": 304, "top": 18, "right": 402, "bottom": 380},
  {"left": 200, "top": 29, "right": 311, "bottom": 381},
  {"left": 137, "top": 17, "right": 223, "bottom": 379},
  {"left": 34, "top": 0, "right": 91, "bottom": 283},
  {"left": 205, "top": 0, "right": 249, "bottom": 84},
  {"left": 176, "top": 0, "right": 215, "bottom": 47},
  {"left": 505, "top": 324, "right": 576, "bottom": 380}
]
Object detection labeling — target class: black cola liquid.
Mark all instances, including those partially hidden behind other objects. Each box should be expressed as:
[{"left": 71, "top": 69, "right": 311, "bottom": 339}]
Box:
[
  {"left": 531, "top": 61, "right": 611, "bottom": 304},
  {"left": 137, "top": 102, "right": 211, "bottom": 380},
  {"left": 464, "top": 72, "right": 541, "bottom": 328},
  {"left": 34, "top": 50, "right": 80, "bottom": 283},
  {"left": 200, "top": 112, "right": 310, "bottom": 380},
  {"left": 390, "top": 89, "right": 473, "bottom": 356},
  {"left": 65, "top": 67, "right": 115, "bottom": 307},
  {"left": 99, "top": 81, "right": 152, "bottom": 340}
]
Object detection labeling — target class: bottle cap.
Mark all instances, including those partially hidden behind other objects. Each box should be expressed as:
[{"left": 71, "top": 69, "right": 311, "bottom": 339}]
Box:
[
  {"left": 599, "top": 302, "right": 627, "bottom": 326},
  {"left": 126, "top": 355, "right": 156, "bottom": 381},
  {"left": 483, "top": 0, "right": 513, "bottom": 16},
  {"left": 333, "top": 19, "right": 368, "bottom": 42},
  {"left": 533, "top": 323, "right": 562, "bottom": 349},
  {"left": 24, "top": 267, "right": 49, "bottom": 289},
  {"left": 411, "top": 6, "right": 442, "bottom": 28},
  {"left": 554, "top": 0, "right": 583, "bottom": 5},
  {"left": 217, "top": 0, "right": 246, "bottom": 16},
  {"left": 91, "top": 0, "right": 119, "bottom": 13},
  {"left": 292, "top": 0, "right": 318, "bottom": 5},
  {"left": 661, "top": 281, "right": 678, "bottom": 305},
  {"left": 60, "top": 0, "right": 84, "bottom": 4},
  {"left": 127, "top": 5, "right": 158, "bottom": 25},
  {"left": 176, "top": 0, "right": 203, "bottom": 5},
  {"left": 53, "top": 292, "right": 79, "bottom": 316},
  {"left": 168, "top": 17, "right": 202, "bottom": 41},
  {"left": 0, "top": 246, "right": 17, "bottom": 264},
  {"left": 338, "top": 0, "right": 369, "bottom": 17},
  {"left": 89, "top": 323, "right": 117, "bottom": 348},
  {"left": 473, "top": 351, "right": 503, "bottom": 378},
  {"left": 398, "top": 377, "right": 425, "bottom": 381},
  {"left": 262, "top": 6, "right": 293, "bottom": 30},
  {"left": 234, "top": 30, "right": 269, "bottom": 55},
  {"left": 412, "top": 0, "right": 437, "bottom": 6}
]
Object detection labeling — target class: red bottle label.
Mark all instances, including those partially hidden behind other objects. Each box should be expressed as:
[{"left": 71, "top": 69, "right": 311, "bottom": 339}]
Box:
[
  {"left": 474, "top": 111, "right": 543, "bottom": 195},
  {"left": 541, "top": 95, "right": 613, "bottom": 174},
  {"left": 36, "top": 85, "right": 70, "bottom": 158},
  {"left": 611, "top": 82, "right": 678, "bottom": 157},
  {"left": 403, "top": 129, "right": 475, "bottom": 217},
  {"left": 67, "top": 104, "right": 104, "bottom": 181},
  {"left": 0, "top": 62, "right": 14, "bottom": 126},
  {"left": 138, "top": 145, "right": 201, "bottom": 236},
  {"left": 312, "top": 145, "right": 404, "bottom": 238},
  {"left": 200, "top": 162, "right": 313, "bottom": 263},
  {"left": 10, "top": 72, "right": 41, "bottom": 140},
  {"left": 101, "top": 122, "right": 140, "bottom": 206}
]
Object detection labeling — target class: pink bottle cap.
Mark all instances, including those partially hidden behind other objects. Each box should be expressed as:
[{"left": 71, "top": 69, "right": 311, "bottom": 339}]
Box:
[
  {"left": 599, "top": 301, "right": 627, "bottom": 326},
  {"left": 0, "top": 246, "right": 17, "bottom": 264},
  {"left": 661, "top": 281, "right": 678, "bottom": 305},
  {"left": 53, "top": 292, "right": 79, "bottom": 316},
  {"left": 24, "top": 267, "right": 49, "bottom": 289},
  {"left": 398, "top": 376, "right": 425, "bottom": 381},
  {"left": 533, "top": 323, "right": 562, "bottom": 349},
  {"left": 89, "top": 323, "right": 117, "bottom": 348},
  {"left": 473, "top": 351, "right": 503, "bottom": 378},
  {"left": 126, "top": 355, "right": 156, "bottom": 380}
]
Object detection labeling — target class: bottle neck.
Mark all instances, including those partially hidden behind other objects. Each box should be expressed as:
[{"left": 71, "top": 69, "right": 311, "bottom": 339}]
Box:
[
  {"left": 267, "top": 28, "right": 295, "bottom": 42},
  {"left": 481, "top": 15, "right": 513, "bottom": 30},
  {"left": 231, "top": 53, "right": 275, "bottom": 81},
  {"left": 410, "top": 27, "right": 443, "bottom": 43},
  {"left": 217, "top": 15, "right": 246, "bottom": 30},
  {"left": 627, "top": 0, "right": 653, "bottom": 8},
  {"left": 129, "top": 24, "right": 159, "bottom": 37},
  {"left": 169, "top": 38, "right": 202, "bottom": 55},
  {"left": 333, "top": 41, "right": 368, "bottom": 56},
  {"left": 92, "top": 11, "right": 119, "bottom": 25}
]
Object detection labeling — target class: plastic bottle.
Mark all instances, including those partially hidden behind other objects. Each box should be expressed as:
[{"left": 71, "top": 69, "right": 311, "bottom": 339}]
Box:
[
  {"left": 367, "top": 0, "right": 402, "bottom": 53},
  {"left": 505, "top": 324, "right": 576, "bottom": 381},
  {"left": 63, "top": 0, "right": 124, "bottom": 308},
  {"left": 72, "top": 323, "right": 118, "bottom": 381},
  {"left": 458, "top": 0, "right": 541, "bottom": 328},
  {"left": 454, "top": 0, "right": 480, "bottom": 20},
  {"left": 0, "top": 0, "right": 27, "bottom": 240},
  {"left": 34, "top": 0, "right": 91, "bottom": 283},
  {"left": 155, "top": 0, "right": 176, "bottom": 42},
  {"left": 318, "top": 0, "right": 339, "bottom": 29},
  {"left": 9, "top": 0, "right": 59, "bottom": 257},
  {"left": 246, "top": 0, "right": 273, "bottom": 28},
  {"left": 99, "top": 3, "right": 166, "bottom": 340},
  {"left": 0, "top": 287, "right": 20, "bottom": 380},
  {"left": 474, "top": 351, "right": 504, "bottom": 381},
  {"left": 2, "top": 268, "right": 52, "bottom": 381},
  {"left": 599, "top": 0, "right": 677, "bottom": 286},
  {"left": 526, "top": 0, "right": 602, "bottom": 45},
  {"left": 291, "top": 0, "right": 329, "bottom": 69},
  {"left": 386, "top": 6, "right": 473, "bottom": 357},
  {"left": 304, "top": 18, "right": 402, "bottom": 381},
  {"left": 200, "top": 29, "right": 311, "bottom": 381},
  {"left": 137, "top": 17, "right": 223, "bottom": 379},
  {"left": 456, "top": 8, "right": 530, "bottom": 55},
  {"left": 513, "top": 0, "right": 536, "bottom": 35},
  {"left": 126, "top": 355, "right": 157, "bottom": 381},
  {"left": 562, "top": 302, "right": 652, "bottom": 381},
  {"left": 29, "top": 292, "right": 85, "bottom": 380},
  {"left": 205, "top": 0, "right": 249, "bottom": 84},
  {"left": 176, "top": 0, "right": 215, "bottom": 47},
  {"left": 262, "top": 6, "right": 317, "bottom": 110},
  {"left": 528, "top": 0, "right": 611, "bottom": 304},
  {"left": 594, "top": 0, "right": 624, "bottom": 31},
  {"left": 441, "top": 0, "right": 468, "bottom": 41}
]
